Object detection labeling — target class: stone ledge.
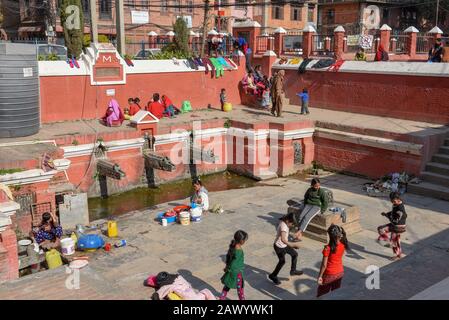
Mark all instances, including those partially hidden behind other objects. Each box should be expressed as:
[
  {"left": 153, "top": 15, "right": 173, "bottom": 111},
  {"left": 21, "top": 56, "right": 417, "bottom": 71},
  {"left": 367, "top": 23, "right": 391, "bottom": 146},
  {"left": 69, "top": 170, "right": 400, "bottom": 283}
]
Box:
[{"left": 315, "top": 128, "right": 423, "bottom": 155}]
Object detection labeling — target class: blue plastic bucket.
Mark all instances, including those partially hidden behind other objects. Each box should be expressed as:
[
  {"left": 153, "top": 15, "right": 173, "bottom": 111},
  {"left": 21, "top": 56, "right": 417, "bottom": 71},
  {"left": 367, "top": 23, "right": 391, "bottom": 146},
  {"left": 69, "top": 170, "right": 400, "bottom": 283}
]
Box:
[{"left": 157, "top": 212, "right": 176, "bottom": 224}]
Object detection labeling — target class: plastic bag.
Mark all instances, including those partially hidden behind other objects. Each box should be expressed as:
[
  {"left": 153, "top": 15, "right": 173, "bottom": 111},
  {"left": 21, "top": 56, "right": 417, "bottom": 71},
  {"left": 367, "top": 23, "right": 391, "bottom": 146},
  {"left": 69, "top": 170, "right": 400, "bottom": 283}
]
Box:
[{"left": 181, "top": 100, "right": 192, "bottom": 113}]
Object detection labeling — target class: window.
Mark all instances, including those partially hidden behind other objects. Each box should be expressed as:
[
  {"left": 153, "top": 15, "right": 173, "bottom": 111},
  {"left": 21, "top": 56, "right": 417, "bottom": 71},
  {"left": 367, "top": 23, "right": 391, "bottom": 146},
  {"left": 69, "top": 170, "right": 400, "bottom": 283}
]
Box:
[
  {"left": 308, "top": 5, "right": 314, "bottom": 22},
  {"left": 82, "top": 0, "right": 89, "bottom": 13},
  {"left": 174, "top": 0, "right": 181, "bottom": 14},
  {"left": 236, "top": 0, "right": 246, "bottom": 11},
  {"left": 272, "top": 6, "right": 284, "bottom": 20},
  {"left": 161, "top": 0, "right": 168, "bottom": 14},
  {"left": 326, "top": 9, "right": 335, "bottom": 24},
  {"left": 291, "top": 6, "right": 302, "bottom": 21},
  {"left": 100, "top": 0, "right": 112, "bottom": 19},
  {"left": 187, "top": 0, "right": 194, "bottom": 14},
  {"left": 126, "top": 0, "right": 135, "bottom": 8}
]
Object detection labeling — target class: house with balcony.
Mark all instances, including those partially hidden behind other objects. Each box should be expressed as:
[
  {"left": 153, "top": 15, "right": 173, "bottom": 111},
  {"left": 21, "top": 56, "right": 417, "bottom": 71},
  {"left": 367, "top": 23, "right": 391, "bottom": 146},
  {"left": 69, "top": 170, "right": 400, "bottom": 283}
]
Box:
[{"left": 317, "top": 0, "right": 430, "bottom": 35}]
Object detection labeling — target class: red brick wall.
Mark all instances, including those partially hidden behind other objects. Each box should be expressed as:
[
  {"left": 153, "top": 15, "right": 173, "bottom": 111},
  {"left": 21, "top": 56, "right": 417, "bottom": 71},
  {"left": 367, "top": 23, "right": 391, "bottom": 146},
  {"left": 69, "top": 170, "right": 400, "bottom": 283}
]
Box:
[
  {"left": 282, "top": 69, "right": 449, "bottom": 124},
  {"left": 314, "top": 136, "right": 422, "bottom": 179},
  {"left": 0, "top": 228, "right": 19, "bottom": 281},
  {"left": 39, "top": 66, "right": 245, "bottom": 123}
]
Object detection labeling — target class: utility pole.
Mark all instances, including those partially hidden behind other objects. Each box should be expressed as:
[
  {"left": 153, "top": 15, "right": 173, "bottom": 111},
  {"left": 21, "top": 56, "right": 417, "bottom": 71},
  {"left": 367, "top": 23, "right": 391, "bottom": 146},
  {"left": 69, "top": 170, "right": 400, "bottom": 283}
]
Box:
[
  {"left": 116, "top": 0, "right": 126, "bottom": 55},
  {"left": 436, "top": 0, "right": 440, "bottom": 27},
  {"left": 200, "top": 0, "right": 211, "bottom": 58},
  {"left": 90, "top": 0, "right": 98, "bottom": 43}
]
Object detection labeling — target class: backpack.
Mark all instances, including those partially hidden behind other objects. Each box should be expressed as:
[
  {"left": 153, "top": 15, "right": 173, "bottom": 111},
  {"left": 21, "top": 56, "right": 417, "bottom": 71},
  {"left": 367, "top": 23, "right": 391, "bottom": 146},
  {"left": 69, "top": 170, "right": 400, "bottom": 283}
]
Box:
[{"left": 321, "top": 188, "right": 334, "bottom": 208}]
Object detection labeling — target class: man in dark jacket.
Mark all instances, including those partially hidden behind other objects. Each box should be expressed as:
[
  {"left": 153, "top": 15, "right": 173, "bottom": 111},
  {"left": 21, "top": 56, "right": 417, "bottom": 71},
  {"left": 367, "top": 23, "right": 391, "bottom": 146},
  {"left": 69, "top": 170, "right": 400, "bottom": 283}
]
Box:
[{"left": 429, "top": 39, "right": 444, "bottom": 62}]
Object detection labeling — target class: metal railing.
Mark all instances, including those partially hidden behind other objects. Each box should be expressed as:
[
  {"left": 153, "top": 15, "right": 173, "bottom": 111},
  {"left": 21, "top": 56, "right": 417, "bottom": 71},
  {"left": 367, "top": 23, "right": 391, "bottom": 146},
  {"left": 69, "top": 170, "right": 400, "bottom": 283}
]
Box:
[
  {"left": 390, "top": 35, "right": 408, "bottom": 54},
  {"left": 255, "top": 35, "right": 272, "bottom": 54},
  {"left": 283, "top": 32, "right": 303, "bottom": 56},
  {"left": 312, "top": 34, "right": 335, "bottom": 57},
  {"left": 126, "top": 36, "right": 236, "bottom": 58},
  {"left": 441, "top": 37, "right": 449, "bottom": 46},
  {"left": 416, "top": 34, "right": 432, "bottom": 54},
  {"left": 10, "top": 37, "right": 48, "bottom": 44}
]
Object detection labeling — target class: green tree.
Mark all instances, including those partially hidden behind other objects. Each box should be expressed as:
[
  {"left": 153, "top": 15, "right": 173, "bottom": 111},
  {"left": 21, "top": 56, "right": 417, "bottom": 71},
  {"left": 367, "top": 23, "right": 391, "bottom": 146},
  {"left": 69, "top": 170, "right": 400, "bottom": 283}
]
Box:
[
  {"left": 164, "top": 17, "right": 190, "bottom": 56},
  {"left": 60, "top": 0, "right": 84, "bottom": 58},
  {"left": 416, "top": 0, "right": 449, "bottom": 31},
  {"left": 83, "top": 34, "right": 110, "bottom": 48}
]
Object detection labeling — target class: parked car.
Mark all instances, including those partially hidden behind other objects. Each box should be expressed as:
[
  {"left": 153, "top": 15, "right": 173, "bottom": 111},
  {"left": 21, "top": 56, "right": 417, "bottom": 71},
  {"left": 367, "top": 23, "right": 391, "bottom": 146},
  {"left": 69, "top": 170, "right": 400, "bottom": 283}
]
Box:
[
  {"left": 37, "top": 44, "right": 68, "bottom": 60},
  {"left": 134, "top": 48, "right": 162, "bottom": 60}
]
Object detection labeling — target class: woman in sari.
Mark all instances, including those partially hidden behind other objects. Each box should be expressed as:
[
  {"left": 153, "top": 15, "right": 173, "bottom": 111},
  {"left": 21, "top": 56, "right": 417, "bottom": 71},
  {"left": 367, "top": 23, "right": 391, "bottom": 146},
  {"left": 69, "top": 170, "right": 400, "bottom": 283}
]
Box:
[{"left": 103, "top": 99, "right": 125, "bottom": 127}]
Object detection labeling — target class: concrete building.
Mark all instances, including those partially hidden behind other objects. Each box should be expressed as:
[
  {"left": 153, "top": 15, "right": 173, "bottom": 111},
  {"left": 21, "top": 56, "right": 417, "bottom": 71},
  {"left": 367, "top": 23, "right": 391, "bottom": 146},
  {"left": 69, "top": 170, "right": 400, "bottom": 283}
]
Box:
[
  {"left": 317, "top": 0, "right": 446, "bottom": 34},
  {"left": 252, "top": 0, "right": 318, "bottom": 34},
  {"left": 1, "top": 0, "right": 207, "bottom": 42}
]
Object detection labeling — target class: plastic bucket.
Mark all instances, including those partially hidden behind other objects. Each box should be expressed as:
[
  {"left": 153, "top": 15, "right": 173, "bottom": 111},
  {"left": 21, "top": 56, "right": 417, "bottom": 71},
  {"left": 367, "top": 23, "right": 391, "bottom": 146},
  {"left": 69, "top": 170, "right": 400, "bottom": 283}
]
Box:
[
  {"left": 190, "top": 207, "right": 202, "bottom": 223},
  {"left": 223, "top": 102, "right": 232, "bottom": 112},
  {"left": 179, "top": 212, "right": 190, "bottom": 226},
  {"left": 61, "top": 238, "right": 75, "bottom": 255}
]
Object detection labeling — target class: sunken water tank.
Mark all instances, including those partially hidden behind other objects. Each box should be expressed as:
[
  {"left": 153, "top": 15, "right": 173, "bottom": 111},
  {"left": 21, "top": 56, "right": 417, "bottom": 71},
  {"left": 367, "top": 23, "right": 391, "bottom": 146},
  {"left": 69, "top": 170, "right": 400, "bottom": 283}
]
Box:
[{"left": 0, "top": 43, "right": 40, "bottom": 138}]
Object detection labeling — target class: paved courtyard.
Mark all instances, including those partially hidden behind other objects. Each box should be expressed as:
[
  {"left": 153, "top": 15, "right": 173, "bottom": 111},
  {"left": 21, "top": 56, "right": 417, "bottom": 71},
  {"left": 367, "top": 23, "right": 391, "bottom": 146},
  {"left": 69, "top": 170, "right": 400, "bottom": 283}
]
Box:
[{"left": 1, "top": 174, "right": 449, "bottom": 300}]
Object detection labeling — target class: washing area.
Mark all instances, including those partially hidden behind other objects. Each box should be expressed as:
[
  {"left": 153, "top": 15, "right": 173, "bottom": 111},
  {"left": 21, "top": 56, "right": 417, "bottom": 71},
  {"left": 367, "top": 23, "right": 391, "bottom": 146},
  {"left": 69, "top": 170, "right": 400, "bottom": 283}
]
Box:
[
  {"left": 13, "top": 171, "right": 257, "bottom": 278},
  {"left": 88, "top": 171, "right": 258, "bottom": 221}
]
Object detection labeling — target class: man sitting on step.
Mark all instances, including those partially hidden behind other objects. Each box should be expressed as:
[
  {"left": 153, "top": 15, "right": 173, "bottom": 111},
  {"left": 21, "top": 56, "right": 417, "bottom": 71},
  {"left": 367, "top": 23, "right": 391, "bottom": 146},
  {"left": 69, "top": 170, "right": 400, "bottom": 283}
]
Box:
[{"left": 290, "top": 178, "right": 329, "bottom": 240}]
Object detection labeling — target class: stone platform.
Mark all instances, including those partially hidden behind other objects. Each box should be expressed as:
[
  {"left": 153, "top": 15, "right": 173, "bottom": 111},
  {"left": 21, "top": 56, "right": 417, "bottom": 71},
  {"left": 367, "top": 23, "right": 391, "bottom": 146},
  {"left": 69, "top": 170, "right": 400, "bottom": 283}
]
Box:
[
  {"left": 287, "top": 197, "right": 362, "bottom": 243},
  {"left": 304, "top": 206, "right": 362, "bottom": 243}
]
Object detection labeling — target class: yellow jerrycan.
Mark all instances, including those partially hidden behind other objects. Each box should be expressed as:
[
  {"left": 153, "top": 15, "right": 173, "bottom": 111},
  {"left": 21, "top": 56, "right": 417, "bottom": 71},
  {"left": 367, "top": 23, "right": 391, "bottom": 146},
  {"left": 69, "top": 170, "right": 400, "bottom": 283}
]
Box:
[
  {"left": 70, "top": 232, "right": 78, "bottom": 245},
  {"left": 45, "top": 249, "right": 63, "bottom": 269},
  {"left": 107, "top": 220, "right": 118, "bottom": 238}
]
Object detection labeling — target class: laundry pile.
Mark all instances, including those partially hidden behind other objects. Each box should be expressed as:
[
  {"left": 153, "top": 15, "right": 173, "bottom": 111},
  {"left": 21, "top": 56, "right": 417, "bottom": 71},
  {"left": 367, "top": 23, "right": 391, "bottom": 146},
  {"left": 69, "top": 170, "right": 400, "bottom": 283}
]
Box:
[
  {"left": 298, "top": 58, "right": 345, "bottom": 74},
  {"left": 363, "top": 172, "right": 415, "bottom": 197},
  {"left": 182, "top": 57, "right": 237, "bottom": 78}
]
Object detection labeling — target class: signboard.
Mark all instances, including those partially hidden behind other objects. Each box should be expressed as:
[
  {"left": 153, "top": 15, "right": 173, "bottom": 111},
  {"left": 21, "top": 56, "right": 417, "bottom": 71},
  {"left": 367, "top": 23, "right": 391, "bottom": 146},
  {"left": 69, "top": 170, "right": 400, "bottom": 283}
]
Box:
[
  {"left": 177, "top": 15, "right": 192, "bottom": 28},
  {"left": 359, "top": 35, "right": 374, "bottom": 49},
  {"left": 131, "top": 11, "right": 149, "bottom": 24},
  {"left": 23, "top": 68, "right": 33, "bottom": 77},
  {"left": 346, "top": 35, "right": 374, "bottom": 49},
  {"left": 346, "top": 35, "right": 360, "bottom": 46}
]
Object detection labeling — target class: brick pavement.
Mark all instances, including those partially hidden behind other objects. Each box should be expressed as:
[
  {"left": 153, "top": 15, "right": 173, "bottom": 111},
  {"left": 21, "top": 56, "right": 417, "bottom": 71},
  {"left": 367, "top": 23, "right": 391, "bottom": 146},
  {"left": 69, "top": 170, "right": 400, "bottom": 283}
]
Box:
[{"left": 1, "top": 174, "right": 448, "bottom": 300}]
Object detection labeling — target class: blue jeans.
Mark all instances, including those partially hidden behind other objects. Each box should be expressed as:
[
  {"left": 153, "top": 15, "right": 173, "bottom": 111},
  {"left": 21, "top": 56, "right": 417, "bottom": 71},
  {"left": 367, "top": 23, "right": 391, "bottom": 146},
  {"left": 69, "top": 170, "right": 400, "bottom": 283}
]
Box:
[{"left": 163, "top": 105, "right": 175, "bottom": 117}]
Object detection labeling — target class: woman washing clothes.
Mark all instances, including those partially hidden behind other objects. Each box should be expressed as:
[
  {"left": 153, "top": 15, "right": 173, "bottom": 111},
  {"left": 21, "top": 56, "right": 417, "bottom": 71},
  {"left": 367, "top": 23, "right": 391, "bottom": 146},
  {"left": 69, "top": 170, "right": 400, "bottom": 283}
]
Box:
[
  {"left": 31, "top": 212, "right": 63, "bottom": 250},
  {"left": 190, "top": 177, "right": 209, "bottom": 214}
]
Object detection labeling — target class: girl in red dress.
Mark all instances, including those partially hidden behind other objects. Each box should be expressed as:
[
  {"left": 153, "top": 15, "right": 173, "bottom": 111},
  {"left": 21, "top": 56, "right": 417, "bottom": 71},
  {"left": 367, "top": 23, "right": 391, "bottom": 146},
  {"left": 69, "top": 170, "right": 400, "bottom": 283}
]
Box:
[{"left": 317, "top": 224, "right": 349, "bottom": 297}]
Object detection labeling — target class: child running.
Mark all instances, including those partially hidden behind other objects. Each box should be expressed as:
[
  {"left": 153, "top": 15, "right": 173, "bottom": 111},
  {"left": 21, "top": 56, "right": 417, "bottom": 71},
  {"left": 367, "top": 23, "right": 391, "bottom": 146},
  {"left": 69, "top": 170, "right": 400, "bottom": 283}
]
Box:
[
  {"left": 317, "top": 224, "right": 348, "bottom": 298},
  {"left": 220, "top": 230, "right": 248, "bottom": 300},
  {"left": 377, "top": 192, "right": 407, "bottom": 260},
  {"left": 268, "top": 213, "right": 303, "bottom": 285}
]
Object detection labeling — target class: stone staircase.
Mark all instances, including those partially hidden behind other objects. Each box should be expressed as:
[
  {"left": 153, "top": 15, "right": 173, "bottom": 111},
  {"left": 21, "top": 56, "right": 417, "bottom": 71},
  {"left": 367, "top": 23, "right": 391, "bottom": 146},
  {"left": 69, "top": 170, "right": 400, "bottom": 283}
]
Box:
[{"left": 408, "top": 137, "right": 449, "bottom": 201}]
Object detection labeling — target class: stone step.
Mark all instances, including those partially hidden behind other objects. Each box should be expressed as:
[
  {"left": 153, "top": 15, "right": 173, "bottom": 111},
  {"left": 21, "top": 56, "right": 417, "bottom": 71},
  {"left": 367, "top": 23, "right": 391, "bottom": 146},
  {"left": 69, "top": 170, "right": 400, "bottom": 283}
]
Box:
[
  {"left": 425, "top": 162, "right": 449, "bottom": 176},
  {"left": 420, "top": 171, "right": 449, "bottom": 186},
  {"left": 408, "top": 181, "right": 449, "bottom": 201},
  {"left": 440, "top": 146, "right": 449, "bottom": 155},
  {"left": 433, "top": 154, "right": 449, "bottom": 165}
]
